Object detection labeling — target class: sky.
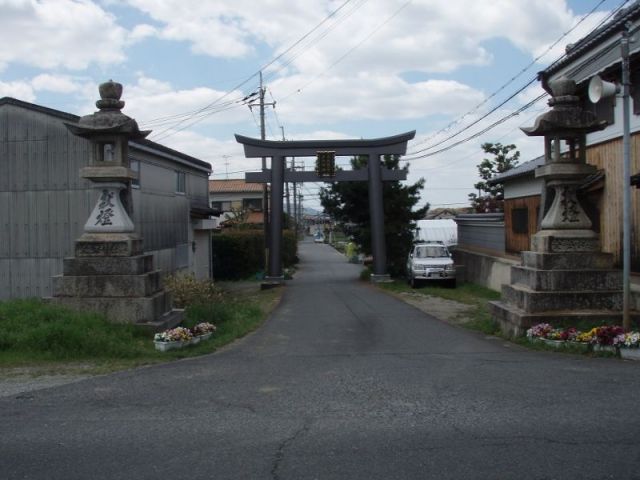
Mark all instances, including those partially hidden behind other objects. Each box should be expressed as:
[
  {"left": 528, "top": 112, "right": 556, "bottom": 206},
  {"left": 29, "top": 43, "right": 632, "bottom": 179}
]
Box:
[{"left": 0, "top": 0, "right": 624, "bottom": 212}]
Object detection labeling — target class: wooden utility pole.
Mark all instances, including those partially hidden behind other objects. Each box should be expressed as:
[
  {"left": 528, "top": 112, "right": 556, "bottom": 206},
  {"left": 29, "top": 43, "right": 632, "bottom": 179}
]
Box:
[{"left": 248, "top": 72, "right": 275, "bottom": 271}]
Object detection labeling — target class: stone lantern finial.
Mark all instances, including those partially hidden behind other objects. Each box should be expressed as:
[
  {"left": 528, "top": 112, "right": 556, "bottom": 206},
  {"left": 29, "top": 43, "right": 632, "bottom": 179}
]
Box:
[{"left": 97, "top": 79, "right": 125, "bottom": 111}]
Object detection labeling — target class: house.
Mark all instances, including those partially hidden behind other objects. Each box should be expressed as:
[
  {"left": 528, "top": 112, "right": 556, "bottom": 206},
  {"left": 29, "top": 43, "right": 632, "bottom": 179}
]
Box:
[
  {"left": 209, "top": 179, "right": 266, "bottom": 226},
  {"left": 538, "top": 1, "right": 640, "bottom": 271},
  {"left": 486, "top": 155, "right": 545, "bottom": 254},
  {"left": 456, "top": 2, "right": 640, "bottom": 290},
  {"left": 0, "top": 97, "right": 215, "bottom": 300}
]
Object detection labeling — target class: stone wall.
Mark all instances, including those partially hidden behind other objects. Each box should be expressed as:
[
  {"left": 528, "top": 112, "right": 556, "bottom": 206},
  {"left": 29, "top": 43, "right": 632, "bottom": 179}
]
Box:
[{"left": 453, "top": 248, "right": 519, "bottom": 292}]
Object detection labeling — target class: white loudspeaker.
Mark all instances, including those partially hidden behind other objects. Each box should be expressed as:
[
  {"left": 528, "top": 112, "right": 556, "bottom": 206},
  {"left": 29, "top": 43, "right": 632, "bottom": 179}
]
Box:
[{"left": 588, "top": 75, "right": 619, "bottom": 103}]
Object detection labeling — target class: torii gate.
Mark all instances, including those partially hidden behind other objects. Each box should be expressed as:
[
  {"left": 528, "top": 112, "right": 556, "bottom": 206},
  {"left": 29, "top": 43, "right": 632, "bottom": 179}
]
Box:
[{"left": 235, "top": 130, "right": 415, "bottom": 283}]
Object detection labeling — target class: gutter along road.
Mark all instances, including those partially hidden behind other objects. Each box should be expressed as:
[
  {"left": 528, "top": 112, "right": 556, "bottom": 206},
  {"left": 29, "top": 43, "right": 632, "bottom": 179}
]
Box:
[{"left": 2, "top": 239, "right": 640, "bottom": 479}]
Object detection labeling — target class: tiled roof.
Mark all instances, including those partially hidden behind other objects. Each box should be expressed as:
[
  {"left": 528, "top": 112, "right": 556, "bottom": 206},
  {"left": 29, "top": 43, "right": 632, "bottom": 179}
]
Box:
[
  {"left": 544, "top": 1, "right": 640, "bottom": 77},
  {"left": 209, "top": 179, "right": 264, "bottom": 193}
]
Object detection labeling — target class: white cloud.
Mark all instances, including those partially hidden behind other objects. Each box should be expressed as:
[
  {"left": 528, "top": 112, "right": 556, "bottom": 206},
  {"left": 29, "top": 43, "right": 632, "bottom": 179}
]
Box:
[
  {"left": 123, "top": 0, "right": 590, "bottom": 75},
  {"left": 0, "top": 0, "right": 128, "bottom": 70},
  {"left": 270, "top": 73, "right": 485, "bottom": 124},
  {"left": 128, "top": 23, "right": 158, "bottom": 43},
  {"left": 31, "top": 74, "right": 80, "bottom": 93},
  {"left": 0, "top": 80, "right": 35, "bottom": 101},
  {"left": 84, "top": 75, "right": 254, "bottom": 134}
]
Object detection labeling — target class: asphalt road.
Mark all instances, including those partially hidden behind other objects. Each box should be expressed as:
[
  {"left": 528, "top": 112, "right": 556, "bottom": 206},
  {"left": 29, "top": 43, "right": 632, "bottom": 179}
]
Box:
[{"left": 2, "top": 240, "right": 640, "bottom": 480}]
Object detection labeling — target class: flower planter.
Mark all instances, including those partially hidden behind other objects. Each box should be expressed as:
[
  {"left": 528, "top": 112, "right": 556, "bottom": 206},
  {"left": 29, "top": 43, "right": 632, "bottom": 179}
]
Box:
[
  {"left": 154, "top": 340, "right": 189, "bottom": 352},
  {"left": 541, "top": 338, "right": 565, "bottom": 348},
  {"left": 592, "top": 344, "right": 616, "bottom": 353},
  {"left": 619, "top": 348, "right": 640, "bottom": 361},
  {"left": 197, "top": 332, "right": 213, "bottom": 341},
  {"left": 565, "top": 341, "right": 591, "bottom": 352}
]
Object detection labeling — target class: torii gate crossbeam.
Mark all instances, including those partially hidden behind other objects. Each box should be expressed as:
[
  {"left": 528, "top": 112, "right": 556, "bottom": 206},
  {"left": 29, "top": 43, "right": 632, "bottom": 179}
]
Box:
[{"left": 235, "top": 130, "right": 415, "bottom": 283}]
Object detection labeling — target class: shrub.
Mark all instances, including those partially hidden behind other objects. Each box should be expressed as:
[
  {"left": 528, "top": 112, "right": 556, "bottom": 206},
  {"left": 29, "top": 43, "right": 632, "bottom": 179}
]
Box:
[
  {"left": 359, "top": 266, "right": 372, "bottom": 281},
  {"left": 212, "top": 229, "right": 298, "bottom": 280},
  {"left": 164, "top": 274, "right": 224, "bottom": 308}
]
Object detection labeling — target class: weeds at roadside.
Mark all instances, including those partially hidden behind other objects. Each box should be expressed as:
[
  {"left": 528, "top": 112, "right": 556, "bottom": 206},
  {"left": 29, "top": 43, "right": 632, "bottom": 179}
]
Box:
[{"left": 0, "top": 286, "right": 281, "bottom": 373}]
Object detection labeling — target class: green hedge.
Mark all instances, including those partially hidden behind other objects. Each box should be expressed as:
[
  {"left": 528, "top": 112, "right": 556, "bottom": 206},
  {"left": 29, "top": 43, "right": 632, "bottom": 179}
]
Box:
[{"left": 212, "top": 230, "right": 298, "bottom": 280}]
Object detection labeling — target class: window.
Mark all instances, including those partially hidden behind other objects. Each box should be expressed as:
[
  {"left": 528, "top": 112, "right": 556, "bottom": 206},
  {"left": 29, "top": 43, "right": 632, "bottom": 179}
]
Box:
[
  {"left": 176, "top": 171, "right": 186, "bottom": 194},
  {"left": 415, "top": 246, "right": 448, "bottom": 258},
  {"left": 512, "top": 208, "right": 529, "bottom": 234},
  {"left": 211, "top": 201, "right": 232, "bottom": 212},
  {"left": 243, "top": 198, "right": 262, "bottom": 211},
  {"left": 130, "top": 159, "right": 140, "bottom": 188}
]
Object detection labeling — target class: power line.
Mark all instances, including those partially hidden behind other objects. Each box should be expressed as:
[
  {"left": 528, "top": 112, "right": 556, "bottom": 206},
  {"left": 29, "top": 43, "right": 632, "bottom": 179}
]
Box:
[
  {"left": 280, "top": 0, "right": 411, "bottom": 100},
  {"left": 146, "top": 0, "right": 358, "bottom": 141},
  {"left": 403, "top": 0, "right": 629, "bottom": 159},
  {"left": 403, "top": 92, "right": 548, "bottom": 161},
  {"left": 262, "top": 0, "right": 371, "bottom": 84},
  {"left": 407, "top": 0, "right": 629, "bottom": 155}
]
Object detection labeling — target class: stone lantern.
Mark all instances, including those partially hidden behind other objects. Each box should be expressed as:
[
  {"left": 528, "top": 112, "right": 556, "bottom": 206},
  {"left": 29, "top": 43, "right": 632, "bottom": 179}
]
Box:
[
  {"left": 521, "top": 76, "right": 606, "bottom": 252},
  {"left": 489, "top": 76, "right": 628, "bottom": 337},
  {"left": 65, "top": 79, "right": 150, "bottom": 252},
  {"left": 52, "top": 81, "right": 182, "bottom": 329}
]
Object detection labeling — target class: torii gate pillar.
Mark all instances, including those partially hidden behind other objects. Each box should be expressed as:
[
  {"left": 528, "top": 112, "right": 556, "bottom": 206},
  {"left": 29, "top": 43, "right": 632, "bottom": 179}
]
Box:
[{"left": 236, "top": 131, "right": 415, "bottom": 284}]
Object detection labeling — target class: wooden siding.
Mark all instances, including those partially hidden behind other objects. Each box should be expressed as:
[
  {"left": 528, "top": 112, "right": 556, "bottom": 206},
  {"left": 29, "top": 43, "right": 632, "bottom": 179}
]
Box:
[
  {"left": 586, "top": 134, "right": 640, "bottom": 269},
  {"left": 504, "top": 195, "right": 540, "bottom": 254}
]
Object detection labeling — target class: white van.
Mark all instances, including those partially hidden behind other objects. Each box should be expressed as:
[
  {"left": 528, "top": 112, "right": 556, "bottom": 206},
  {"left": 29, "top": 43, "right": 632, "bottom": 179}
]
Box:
[{"left": 406, "top": 241, "right": 456, "bottom": 288}]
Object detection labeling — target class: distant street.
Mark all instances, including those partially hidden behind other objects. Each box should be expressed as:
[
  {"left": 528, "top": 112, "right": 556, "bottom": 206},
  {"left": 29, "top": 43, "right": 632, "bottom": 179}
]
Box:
[{"left": 2, "top": 239, "right": 640, "bottom": 480}]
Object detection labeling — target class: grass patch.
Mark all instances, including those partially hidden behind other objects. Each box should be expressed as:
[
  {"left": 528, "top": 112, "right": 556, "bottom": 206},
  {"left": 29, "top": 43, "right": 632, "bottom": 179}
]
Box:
[
  {"left": 378, "top": 280, "right": 502, "bottom": 335},
  {"left": 0, "top": 286, "right": 281, "bottom": 372}
]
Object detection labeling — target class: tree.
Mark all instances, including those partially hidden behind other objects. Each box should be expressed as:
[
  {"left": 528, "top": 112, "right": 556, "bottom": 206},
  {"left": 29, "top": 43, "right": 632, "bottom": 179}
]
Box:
[
  {"left": 319, "top": 155, "right": 429, "bottom": 276},
  {"left": 468, "top": 142, "right": 520, "bottom": 213}
]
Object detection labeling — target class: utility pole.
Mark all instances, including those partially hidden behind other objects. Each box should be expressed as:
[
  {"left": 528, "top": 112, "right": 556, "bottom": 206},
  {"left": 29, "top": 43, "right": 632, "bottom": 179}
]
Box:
[
  {"left": 298, "top": 192, "right": 303, "bottom": 235},
  {"left": 222, "top": 155, "right": 231, "bottom": 179},
  {"left": 621, "top": 23, "right": 632, "bottom": 330},
  {"left": 249, "top": 71, "right": 275, "bottom": 272},
  {"left": 281, "top": 126, "right": 291, "bottom": 227},
  {"left": 292, "top": 157, "right": 298, "bottom": 236}
]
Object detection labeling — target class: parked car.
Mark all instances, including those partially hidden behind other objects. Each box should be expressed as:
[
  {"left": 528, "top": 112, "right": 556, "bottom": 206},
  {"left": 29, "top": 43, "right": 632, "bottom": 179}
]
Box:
[
  {"left": 314, "top": 232, "right": 325, "bottom": 243},
  {"left": 406, "top": 241, "right": 456, "bottom": 288}
]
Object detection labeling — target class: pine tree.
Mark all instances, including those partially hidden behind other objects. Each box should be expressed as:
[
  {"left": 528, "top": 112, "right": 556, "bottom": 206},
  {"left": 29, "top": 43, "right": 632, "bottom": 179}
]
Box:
[
  {"left": 320, "top": 155, "right": 428, "bottom": 276},
  {"left": 468, "top": 142, "right": 520, "bottom": 212}
]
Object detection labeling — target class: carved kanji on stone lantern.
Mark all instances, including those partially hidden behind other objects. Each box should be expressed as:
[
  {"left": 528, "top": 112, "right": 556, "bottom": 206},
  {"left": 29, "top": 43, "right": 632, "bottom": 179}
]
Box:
[
  {"left": 66, "top": 80, "right": 150, "bottom": 235},
  {"left": 521, "top": 76, "right": 607, "bottom": 252}
]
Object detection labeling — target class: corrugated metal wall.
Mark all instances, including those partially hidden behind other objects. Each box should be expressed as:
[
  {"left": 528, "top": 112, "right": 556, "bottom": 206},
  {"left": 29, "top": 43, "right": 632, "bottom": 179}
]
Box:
[
  {"left": 0, "top": 104, "right": 92, "bottom": 299},
  {"left": 0, "top": 102, "right": 208, "bottom": 300},
  {"left": 454, "top": 213, "right": 506, "bottom": 255}
]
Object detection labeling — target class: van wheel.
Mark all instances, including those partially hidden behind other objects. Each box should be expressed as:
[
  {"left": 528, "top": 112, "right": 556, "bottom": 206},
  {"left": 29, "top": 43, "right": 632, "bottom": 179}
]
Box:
[
  {"left": 410, "top": 276, "right": 418, "bottom": 288},
  {"left": 447, "top": 279, "right": 457, "bottom": 288}
]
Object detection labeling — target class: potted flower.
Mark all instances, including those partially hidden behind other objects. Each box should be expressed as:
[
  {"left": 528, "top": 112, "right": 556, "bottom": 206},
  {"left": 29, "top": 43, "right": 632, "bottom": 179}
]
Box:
[
  {"left": 592, "top": 325, "right": 624, "bottom": 352},
  {"left": 190, "top": 322, "right": 217, "bottom": 343},
  {"left": 154, "top": 326, "right": 193, "bottom": 352},
  {"left": 526, "top": 323, "right": 554, "bottom": 343},
  {"left": 615, "top": 331, "right": 640, "bottom": 360}
]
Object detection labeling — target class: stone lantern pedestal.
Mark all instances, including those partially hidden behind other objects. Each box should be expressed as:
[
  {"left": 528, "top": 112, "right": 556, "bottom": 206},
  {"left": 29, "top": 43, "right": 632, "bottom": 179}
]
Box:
[
  {"left": 490, "top": 77, "right": 638, "bottom": 336},
  {"left": 50, "top": 80, "right": 182, "bottom": 330}
]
